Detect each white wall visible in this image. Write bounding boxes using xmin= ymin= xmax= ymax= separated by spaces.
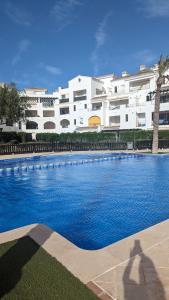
xmin=2 ymin=66 xmax=169 ymax=135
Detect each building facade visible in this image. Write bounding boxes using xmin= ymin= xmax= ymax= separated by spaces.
xmin=1 ymin=64 xmax=169 ymax=135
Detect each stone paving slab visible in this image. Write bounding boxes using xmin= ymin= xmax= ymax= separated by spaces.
xmin=0 ymin=220 xmax=169 ymax=299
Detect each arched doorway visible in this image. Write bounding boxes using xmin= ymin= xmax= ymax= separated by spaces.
xmin=60 ymin=119 xmax=70 ymax=128
xmin=88 ymin=116 xmax=101 ymax=127
xmin=44 ymin=122 xmax=56 ymax=129
xmin=26 ymin=121 xmax=38 ymax=130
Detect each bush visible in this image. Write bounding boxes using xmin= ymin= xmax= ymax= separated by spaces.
xmin=0 ymin=132 xmax=18 ymax=143
xmin=1 ymin=130 xmax=169 ymax=145
xmin=119 ymin=130 xmax=153 ymax=142
xmin=0 ymin=132 xmax=32 ymax=143
xmin=36 ymin=132 xmax=117 ymax=143
xmin=17 ymin=132 xmax=32 ymax=143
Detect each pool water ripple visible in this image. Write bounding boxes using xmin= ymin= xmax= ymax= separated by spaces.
xmin=0 ymin=153 xmax=169 ymax=250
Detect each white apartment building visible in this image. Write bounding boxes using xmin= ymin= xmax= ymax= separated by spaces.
xmin=1 ymin=64 xmax=169 ymax=135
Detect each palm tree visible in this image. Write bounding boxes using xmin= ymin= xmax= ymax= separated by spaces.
xmin=152 ymin=56 xmax=169 ymax=154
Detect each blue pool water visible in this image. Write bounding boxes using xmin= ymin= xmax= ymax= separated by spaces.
xmin=0 ymin=153 xmax=169 ymax=250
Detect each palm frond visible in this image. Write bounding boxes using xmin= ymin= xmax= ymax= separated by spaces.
xmin=158 ymin=55 xmax=169 ymax=76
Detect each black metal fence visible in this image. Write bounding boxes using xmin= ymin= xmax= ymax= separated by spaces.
xmin=0 ymin=142 xmax=127 ymax=155
xmin=135 ymin=140 xmax=169 ymax=150
xmin=0 ymin=140 xmax=169 ymax=155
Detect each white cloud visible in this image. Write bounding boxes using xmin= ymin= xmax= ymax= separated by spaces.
xmin=140 ymin=0 xmax=169 ymax=17
xmin=12 ymin=39 xmax=31 ymax=66
xmin=91 ymin=12 xmax=112 ymax=75
xmin=134 ymin=49 xmax=157 ymax=64
xmin=4 ymin=1 xmax=32 ymax=26
xmin=39 ymin=63 xmax=62 ymax=75
xmin=51 ymin=0 xmax=82 ymax=31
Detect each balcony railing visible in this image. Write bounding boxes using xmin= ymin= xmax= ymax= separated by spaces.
xmin=137 ymin=122 xmax=146 ymax=127
xmin=92 ymin=107 xmax=102 ymax=111
xmin=42 ymin=103 xmax=54 ymax=107
xmin=74 ymin=96 xmax=87 ymax=101
xmin=109 ymin=105 xmax=120 ymax=110
xmin=109 ymin=123 xmax=120 ymax=128
xmin=59 ymin=98 xmax=69 ymax=104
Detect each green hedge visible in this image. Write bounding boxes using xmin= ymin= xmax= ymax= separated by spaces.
xmin=36 ymin=132 xmax=117 ymax=143
xmin=1 ymin=130 xmax=169 ymax=144
xmin=36 ymin=130 xmax=169 ymax=143
xmin=119 ymin=130 xmax=169 ymax=141
xmin=0 ymin=132 xmax=32 ymax=144
xmin=119 ymin=130 xmax=153 ymax=142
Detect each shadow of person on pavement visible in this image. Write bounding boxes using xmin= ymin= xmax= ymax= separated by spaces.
xmin=0 ymin=224 xmax=52 ymax=298
xmin=123 ymin=240 xmax=166 ymax=300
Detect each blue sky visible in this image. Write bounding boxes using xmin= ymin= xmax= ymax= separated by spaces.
xmin=0 ymin=0 xmax=169 ymax=91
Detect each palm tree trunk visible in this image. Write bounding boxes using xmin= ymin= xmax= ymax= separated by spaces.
xmin=152 ymin=82 xmax=161 ymax=154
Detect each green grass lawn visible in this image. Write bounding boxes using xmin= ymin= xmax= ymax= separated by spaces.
xmin=0 ymin=237 xmax=99 ymax=300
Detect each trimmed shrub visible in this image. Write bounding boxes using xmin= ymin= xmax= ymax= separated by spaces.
xmin=36 ymin=132 xmax=117 ymax=143
xmin=17 ymin=132 xmax=32 ymax=143
xmin=0 ymin=132 xmax=18 ymax=143
xmin=0 ymin=132 xmax=32 ymax=143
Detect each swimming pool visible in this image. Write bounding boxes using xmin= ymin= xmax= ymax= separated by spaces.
xmin=0 ymin=153 xmax=169 ymax=250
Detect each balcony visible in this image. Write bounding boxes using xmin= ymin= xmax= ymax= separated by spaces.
xmin=109 ymin=116 xmax=120 ymax=129
xmin=137 ymin=122 xmax=146 ymax=127
xmin=109 ymin=105 xmax=120 ymax=110
xmin=74 ymin=96 xmax=87 ymax=101
xmin=107 ymin=92 xmax=129 ymax=101
xmin=92 ymin=103 xmax=102 ymax=111
xmin=59 ymin=98 xmax=69 ymax=104
xmin=104 ymin=125 xmax=120 ymax=130
xmin=40 ymin=98 xmax=55 ymax=107
xmin=25 ymin=110 xmax=39 ymax=118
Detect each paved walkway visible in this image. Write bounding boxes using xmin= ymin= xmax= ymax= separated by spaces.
xmin=0 ymin=220 xmax=169 ymax=299
xmin=0 ymin=149 xmax=169 ymax=161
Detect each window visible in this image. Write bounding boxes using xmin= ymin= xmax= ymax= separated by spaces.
xmin=74 ymin=105 xmax=76 ymax=111
xmin=19 ymin=121 xmax=22 ymax=130
xmin=44 ymin=122 xmax=56 ymax=129
xmin=24 ymin=97 xmax=38 ymax=105
xmin=129 ymin=80 xmax=150 ymax=92
xmin=152 ymin=111 xmax=169 ymax=125
xmin=60 ymin=119 xmax=70 ymax=128
xmin=125 ymin=114 xmax=128 ymax=122
xmin=160 ymin=93 xmax=169 ymax=103
xmin=74 ymin=119 xmax=76 ymax=125
xmin=96 ymin=89 xmax=102 ymax=95
xmin=26 ymin=121 xmax=38 ymax=130
xmin=80 ymin=118 xmax=83 ymax=124
xmin=43 ymin=110 xmax=55 ymax=117
xmin=84 ymin=104 xmax=87 ymax=109
xmin=92 ymin=103 xmax=102 ymax=110
xmin=60 ymin=107 xmax=69 ymax=115
xmin=114 ymin=86 xmax=117 ymax=93
xmin=137 ymin=113 xmax=146 ymax=127
xmin=73 ymin=89 xmax=87 ymax=101
xmin=25 ymin=110 xmax=38 ymax=117
xmin=59 ymin=94 xmax=69 ymax=103
xmin=40 ymin=98 xmax=55 ymax=107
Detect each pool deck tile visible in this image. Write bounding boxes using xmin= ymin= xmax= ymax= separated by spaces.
xmin=2 ymin=148 xmax=169 ymax=161
xmin=0 ymin=220 xmax=169 ymax=299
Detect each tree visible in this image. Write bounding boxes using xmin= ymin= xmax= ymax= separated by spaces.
xmin=152 ymin=56 xmax=169 ymax=154
xmin=0 ymin=85 xmax=27 ymax=128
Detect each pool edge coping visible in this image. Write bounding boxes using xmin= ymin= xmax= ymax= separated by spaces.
xmin=0 ymin=219 xmax=168 ymax=287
